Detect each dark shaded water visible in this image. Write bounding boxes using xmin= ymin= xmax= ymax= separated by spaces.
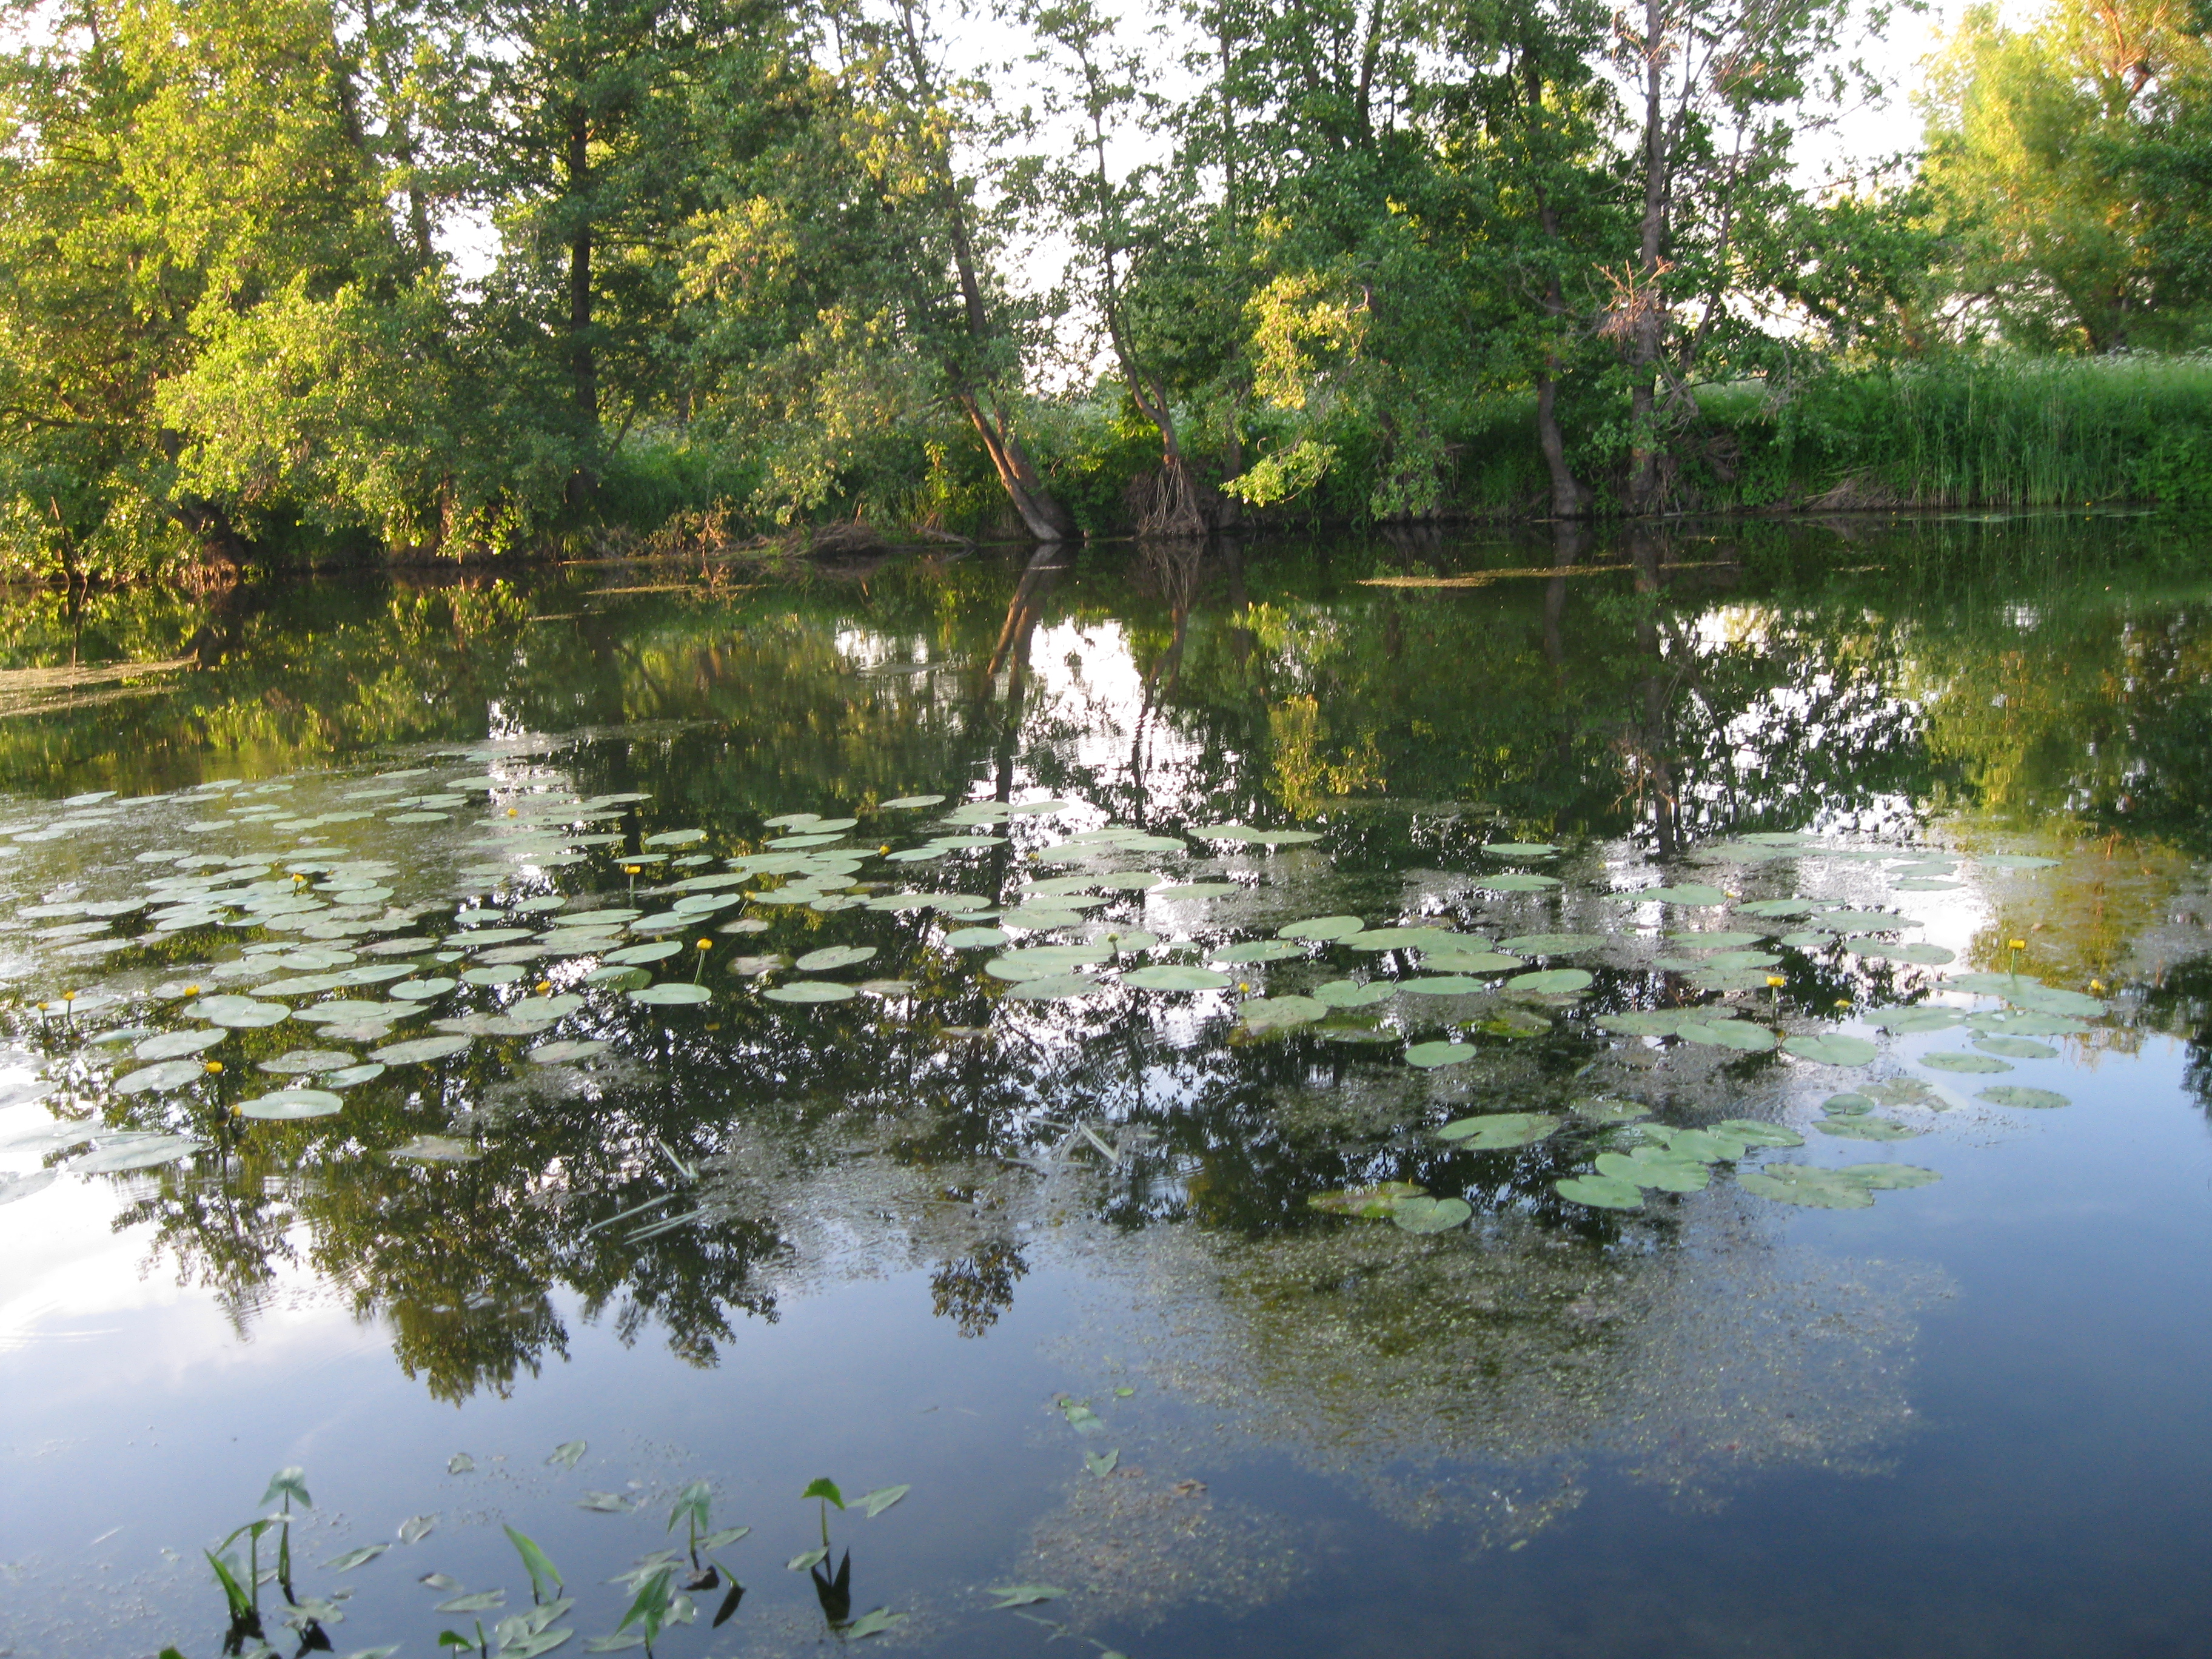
xmin=1 ymin=517 xmax=2209 ymax=1659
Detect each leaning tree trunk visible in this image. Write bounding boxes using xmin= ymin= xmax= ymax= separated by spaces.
xmin=959 ymin=394 xmax=1073 ymax=541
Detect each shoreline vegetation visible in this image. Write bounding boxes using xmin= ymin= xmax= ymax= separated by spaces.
xmin=2 ymin=0 xmax=2208 ymax=587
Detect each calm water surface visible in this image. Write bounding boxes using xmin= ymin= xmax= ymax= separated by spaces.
xmin=2 ymin=518 xmax=2210 ymax=1659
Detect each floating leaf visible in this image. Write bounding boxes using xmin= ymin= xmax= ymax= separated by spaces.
xmin=371 ymin=1035 xmax=472 ymax=1064
xmin=134 ymin=1028 xmax=226 ymax=1061
xmin=529 ymin=1041 xmax=609 ymax=1065
xmin=1057 ymin=1399 xmax=1105 ymax=1433
xmin=1815 ymin=1117 xmax=1923 ymax=1140
xmin=1084 ymin=1449 xmax=1119 ymax=1478
xmin=1438 ymin=1112 xmax=1559 ymax=1150
xmin=1312 ymin=979 xmax=1392 ymax=1007
xmin=1404 ymin=1041 xmax=1476 ymax=1069
xmin=1121 ymin=965 xmax=1230 ymax=991
xmin=1871 ymin=1008 xmax=1961 ymax=1033
xmin=763 ymin=982 xmax=857 ymax=1003
xmin=116 ymin=1059 xmax=207 ymax=1094
xmin=1736 ymin=898 xmax=1817 ymax=917
xmin=629 ymin=983 xmax=712 ymax=1007
xmin=1623 ymin=883 xmax=1729 ymax=906
xmin=1424 ymin=950 xmax=1524 ymax=973
xmin=389 ymin=977 xmax=458 ymax=1001
xmin=796 ymin=945 xmax=876 ymax=971
xmin=1217 ymin=940 xmax=1302 ymax=964
xmin=1737 ymin=1164 xmax=1875 ymax=1208
xmin=325 ymin=1544 xmax=389 ymax=1571
xmin=240 ymin=1088 xmax=344 ymax=1120
xmin=548 ymin=1440 xmax=588 ymax=1470
xmin=846 ymin=1609 xmax=905 ymax=1638
xmin=74 ymin=1135 xmax=204 ymax=1173
xmin=1483 ymin=842 xmax=1558 ymax=856
xmin=1967 ymin=1010 xmax=2086 ymax=1036
xmin=1782 ymin=1032 xmax=1879 ymax=1066
xmin=449 ymin=1453 xmax=475 ymax=1474
xmin=1504 ymin=968 xmax=1590 ymax=994
xmin=1921 ymin=1051 xmax=2011 ymax=1074
xmin=1392 ymin=1195 xmax=1473 ymax=1233
xmin=1555 ymin=1173 xmax=1642 ymax=1210
xmin=1498 ymin=933 xmax=1604 ymax=954
xmin=184 ymin=996 xmax=291 ymax=1028
xmin=1977 ymin=1085 xmax=2070 ymax=1109
xmin=857 ymin=1484 xmax=909 ymax=1518
xmin=390 ymin=1136 xmax=477 ymax=1162
xmin=1846 ymin=1163 xmax=1942 ymax=1189
xmin=987 ymin=1586 xmax=1065 ymax=1609
xmin=577 ymin=1493 xmax=631 ymax=1514
xmin=944 ymin=927 xmax=1010 ymax=950
xmin=0 ymin=1169 xmax=56 ymax=1205
xmin=1480 ymin=873 xmax=1561 ymax=891
xmin=1823 ymin=1092 xmax=1877 ymax=1115
xmin=1239 ymin=994 xmax=1325 ymax=1030
xmin=1572 ymin=1096 xmax=1651 ymax=1123
xmin=1674 ymin=1019 xmax=1778 ymax=1052
xmin=880 ymin=795 xmax=946 ymax=809
xmin=398 ymin=1515 xmax=437 ymax=1544
xmin=1595 ymin=1150 xmax=1708 ymax=1192
xmin=605 ymin=942 xmax=680 ymax=966
xmin=1711 ymin=1118 xmax=1803 ymax=1147
xmin=1972 ymin=1034 xmax=2059 ymax=1060
xmin=1597 ymin=1011 xmax=1684 ymax=1037
xmin=1005 ymin=973 xmax=1107 ymax=1001
xmin=1276 ymin=915 xmax=1363 ymax=940
xmin=1976 ymin=854 xmax=2059 ymax=870
xmin=436 ymin=1589 xmax=506 ymax=1613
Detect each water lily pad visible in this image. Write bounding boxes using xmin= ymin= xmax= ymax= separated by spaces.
xmin=1976 ymin=854 xmax=2059 ymax=870
xmin=1736 ymin=898 xmax=1817 ymax=917
xmin=1404 ymin=1041 xmax=1476 ymax=1069
xmin=796 ymin=945 xmax=876 ymax=972
xmin=324 ymin=1064 xmax=386 ymax=1087
xmin=1122 ymin=964 xmax=1232 ymax=991
xmin=116 ymin=1059 xmax=209 ymax=1093
xmin=1597 ymin=1011 xmax=1684 ymax=1037
xmin=1871 ymin=1007 xmax=1961 ymax=1033
xmin=1845 ymin=1163 xmax=1942 ymax=1188
xmin=1972 ymin=1034 xmax=2059 ymax=1059
xmin=0 ymin=1168 xmax=56 ymax=1205
xmin=1498 ymin=933 xmax=1604 ymax=955
xmin=1976 ymin=1085 xmax=2070 ymax=1109
xmin=643 ymin=829 xmax=708 ymax=847
xmin=629 ymin=982 xmax=712 ymax=1006
xmin=1484 ymin=842 xmax=1558 ymax=856
xmin=987 ymin=945 xmax=1113 ymax=980
xmin=1823 ymin=1091 xmax=1877 ymax=1114
xmin=257 ymin=1048 xmax=357 ymax=1076
xmin=529 ymin=1040 xmax=610 ymax=1064
xmin=1278 ymin=915 xmax=1364 ymax=940
xmin=1783 ymin=1032 xmax=1879 ymax=1066
xmin=1313 ymin=979 xmax=1392 ymax=1008
xmin=1555 ymin=1173 xmax=1642 ymax=1210
xmin=1675 ymin=1019 xmax=1779 ymax=1052
xmin=1505 ymin=968 xmax=1591 ymax=994
xmin=74 ymin=1134 xmax=204 ymax=1173
xmin=1238 ymin=994 xmax=1326 ymax=1030
xmin=1572 ymin=1096 xmax=1651 ymax=1122
xmin=881 ymin=795 xmax=947 ymax=809
xmin=134 ymin=1028 xmax=226 ymax=1061
xmin=1424 ymin=950 xmax=1524 ymax=973
xmin=1663 ymin=931 xmax=1768 ymax=950
xmin=1624 ymin=883 xmax=1731 ymax=905
xmin=764 ymin=981 xmax=858 ymax=1003
xmin=1480 ymin=873 xmax=1562 ymax=891
xmin=1152 ymin=882 xmax=1239 ymax=899
xmin=1711 ymin=1118 xmax=1804 ymax=1147
xmin=602 ymin=941 xmax=681 ymax=966
xmin=391 ymin=1136 xmax=478 ymax=1162
xmin=183 ymin=995 xmax=292 ymax=1028
xmin=1815 ymin=1116 xmax=1922 ymax=1140
xmin=1438 ymin=1111 xmax=1559 ymax=1149
xmin=389 ymin=977 xmax=458 ymax=1000
xmin=945 ymin=926 xmax=1010 ymax=950
xmin=1005 ymin=973 xmax=1108 ymax=1001
xmin=1596 ymin=1148 xmax=1710 ymax=1191
xmin=1400 ymin=974 xmax=1489 ymax=995
xmin=370 ymin=1035 xmax=473 ymax=1064
xmin=1392 ymin=1195 xmax=1473 ymax=1233
xmin=240 ymin=1088 xmax=344 ymax=1120
xmin=1737 ymin=1164 xmax=1875 ymax=1208
xmin=1922 ymin=1050 xmax=2011 ymax=1073
xmin=1218 ymin=940 xmax=1302 ymax=964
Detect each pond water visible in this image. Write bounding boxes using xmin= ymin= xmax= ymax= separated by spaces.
xmin=1 ymin=517 xmax=2210 ymax=1659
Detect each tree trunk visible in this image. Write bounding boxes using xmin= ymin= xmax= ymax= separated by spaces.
xmin=960 ymin=394 xmax=1073 ymax=541
xmin=1627 ymin=0 xmax=1668 ymax=515
xmin=566 ymin=109 xmax=595 ymax=427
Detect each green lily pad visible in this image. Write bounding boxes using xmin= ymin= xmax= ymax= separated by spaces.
xmin=1711 ymin=1118 xmax=1804 ymax=1147
xmin=390 ymin=1135 xmax=478 ymax=1162
xmin=369 ymin=1035 xmax=472 ymax=1064
xmin=629 ymin=982 xmax=712 ymax=1006
xmin=1737 ymin=1164 xmax=1875 ymax=1208
xmin=1871 ymin=1007 xmax=1961 ymax=1033
xmin=1483 ymin=842 xmax=1558 ymax=856
xmin=389 ymin=977 xmax=458 ymax=1000
xmin=1278 ymin=915 xmax=1364 ymax=940
xmin=1505 ymin=968 xmax=1590 ymax=994
xmin=1596 ymin=1148 xmax=1710 ymax=1191
xmin=1218 ymin=940 xmax=1302 ymax=964
xmin=133 ymin=1028 xmax=226 ymax=1060
xmin=1401 ymin=976 xmax=1490 ymax=995
xmin=1424 ymin=950 xmax=1524 ymax=973
xmin=1922 ymin=1050 xmax=2011 ymax=1073
xmin=987 ymin=945 xmax=1113 ymax=980
xmin=117 ymin=1059 xmax=207 ymax=1094
xmin=1736 ymin=898 xmax=1817 ymax=917
xmin=1783 ymin=1032 xmax=1879 ymax=1066
xmin=1675 ymin=1019 xmax=1778 ymax=1052
xmin=1624 ymin=883 xmax=1730 ymax=906
xmin=1555 ymin=1173 xmax=1643 ymax=1210
xmin=1240 ymin=994 xmax=1326 ymax=1030
xmin=1845 ymin=1162 xmax=1942 ymax=1188
xmin=1966 ymin=1010 xmax=2087 ymax=1036
xmin=1823 ymin=1091 xmax=1877 ymax=1115
xmin=765 ymin=981 xmax=858 ymax=1003
xmin=1005 ymin=973 xmax=1108 ymax=1000
xmin=1595 ymin=1011 xmax=1684 ymax=1037
xmin=1391 ymin=1195 xmax=1473 ymax=1233
xmin=257 ymin=1048 xmax=356 ymax=1076
xmin=797 ymin=945 xmax=876 ymax=972
xmin=1342 ymin=927 xmax=1461 ymax=953
xmin=324 ymin=1064 xmax=386 ymax=1087
xmin=605 ymin=941 xmax=682 ymax=965
xmin=1498 ymin=933 xmax=1604 ymax=955
xmin=183 ymin=996 xmax=291 ymax=1028
xmin=1573 ymin=1096 xmax=1652 ymax=1122
xmin=1815 ymin=1116 xmax=1923 ymax=1140
xmin=1976 ymin=1085 xmax=2070 ymax=1108
xmin=461 ymin=965 xmax=526 ymax=987
xmin=240 ymin=1088 xmax=344 ymax=1120
xmin=880 ymin=795 xmax=946 ymax=809
xmin=1122 ymin=965 xmax=1232 ymax=991
xmin=1404 ymin=1040 xmax=1477 ymax=1068
xmin=1438 ymin=1111 xmax=1560 ymax=1149
xmin=945 ymin=927 xmax=1010 ymax=949
xmin=1663 ymin=931 xmax=1768 ymax=950
xmin=74 ymin=1134 xmax=205 ymax=1173
xmin=529 ymin=1040 xmax=610 ymax=1064
xmin=1480 ymin=873 xmax=1562 ymax=892
xmin=1972 ymin=1034 xmax=2059 ymax=1059
xmin=1313 ymin=979 xmax=1392 ymax=1008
